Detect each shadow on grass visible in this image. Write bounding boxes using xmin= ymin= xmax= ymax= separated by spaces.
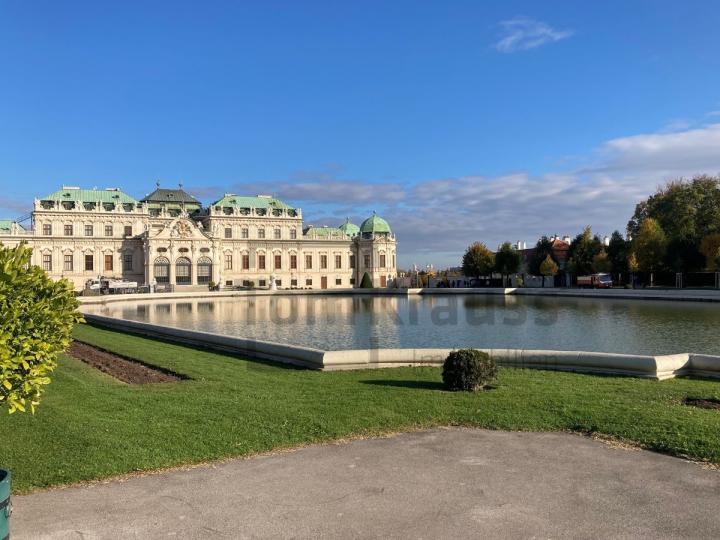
xmin=361 ymin=379 xmax=446 ymax=390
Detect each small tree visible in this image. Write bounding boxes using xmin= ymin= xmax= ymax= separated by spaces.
xmin=539 ymin=254 xmax=558 ymax=287
xmin=442 ymin=349 xmax=497 ymax=392
xmin=494 ymin=242 xmax=521 ymax=286
xmin=0 ymin=244 xmax=83 ymax=413
xmin=360 ymin=272 xmax=373 ymax=288
xmin=627 ymin=252 xmax=639 ymax=288
xmin=461 ymin=242 xmax=495 ymax=281
xmin=592 ymin=250 xmax=612 ymax=273
xmin=633 ymin=218 xmax=667 ymax=286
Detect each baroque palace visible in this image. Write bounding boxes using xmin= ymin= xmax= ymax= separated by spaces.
xmin=0 ymin=183 xmax=397 ymax=291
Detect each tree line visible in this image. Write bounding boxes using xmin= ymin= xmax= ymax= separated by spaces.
xmin=461 ymin=175 xmax=720 ymax=284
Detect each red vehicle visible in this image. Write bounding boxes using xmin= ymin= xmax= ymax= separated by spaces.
xmin=577 ymin=273 xmax=613 ymax=289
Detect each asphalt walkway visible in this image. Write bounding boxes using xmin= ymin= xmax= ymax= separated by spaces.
xmin=12 ymin=428 xmax=720 ymax=539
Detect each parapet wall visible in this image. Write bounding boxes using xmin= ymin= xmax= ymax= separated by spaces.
xmin=82 ymin=314 xmax=720 ymax=381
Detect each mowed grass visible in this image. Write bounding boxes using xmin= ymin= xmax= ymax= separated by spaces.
xmin=2 ymin=324 xmax=720 ymax=493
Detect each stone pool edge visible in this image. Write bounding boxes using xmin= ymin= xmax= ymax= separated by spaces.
xmin=81 ymin=313 xmax=720 ymax=381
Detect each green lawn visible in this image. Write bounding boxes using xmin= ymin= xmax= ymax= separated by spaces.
xmin=2 ymin=323 xmax=720 ymax=493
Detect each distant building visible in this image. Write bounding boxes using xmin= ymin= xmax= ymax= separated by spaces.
xmin=0 ymin=184 xmax=397 ymax=291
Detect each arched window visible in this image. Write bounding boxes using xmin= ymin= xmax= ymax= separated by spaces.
xmin=176 ymin=257 xmax=191 ymax=285
xmin=197 ymin=256 xmax=212 ymax=285
xmin=154 ymin=256 xmax=170 ymax=284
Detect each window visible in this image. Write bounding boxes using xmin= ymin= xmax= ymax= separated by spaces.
xmin=258 ymin=279 xmax=266 ymax=287
xmin=350 ymin=278 xmax=355 ymax=285
xmin=63 ymin=254 xmax=73 ymax=271
xmin=176 ymin=257 xmax=191 ymax=284
xmin=64 ymin=224 xmax=73 ymax=236
xmin=274 ymin=228 xmax=281 ymax=239
xmin=124 ymin=225 xmax=133 ymax=237
xmin=290 ymin=229 xmax=297 ymax=239
xmin=274 ymin=254 xmax=282 ymax=269
xmin=242 ymin=280 xmax=250 ymax=287
xmin=123 ymin=253 xmax=133 ymax=271
xmin=320 ymin=255 xmax=328 ymax=269
xmin=305 ymin=278 xmax=313 ymax=286
xmin=85 ymin=254 xmax=94 ymax=271
xmin=104 ymin=254 xmax=113 ymax=272
xmin=336 ymin=278 xmax=342 ymax=286
xmin=224 ymin=253 xmax=233 ymax=270
xmin=290 ymin=254 xmax=297 ymax=269
xmin=258 ymin=228 xmax=265 ymax=239
xmin=197 ymin=257 xmax=212 ymax=285
xmin=350 ymin=255 xmax=355 ymax=268
xmin=42 ymin=254 xmax=52 ymax=271
xmin=224 ymin=227 xmax=232 ymax=239
xmin=335 ymin=255 xmax=342 ymax=269
xmin=154 ymin=256 xmax=170 ymax=283
xmin=380 ymin=254 xmax=386 ymax=268
xmin=84 ymin=224 xmax=93 ymax=236
xmin=275 ymin=279 xmax=282 ymax=287
xmin=241 ymin=228 xmax=249 ymax=239
xmin=225 ymin=280 xmax=233 ymax=286
xmin=258 ymin=254 xmax=266 ymax=270
xmin=291 ymin=279 xmax=298 ymax=287
xmin=42 ymin=223 xmax=52 ymax=236
xmin=242 ymin=254 xmax=250 ymax=270
xmin=305 ymin=254 xmax=312 ymax=269
xmin=364 ymin=254 xmax=371 ymax=268
xmin=105 ymin=225 xmax=113 ymax=237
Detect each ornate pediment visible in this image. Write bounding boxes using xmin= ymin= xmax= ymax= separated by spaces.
xmin=150 ymin=218 xmax=210 ymax=241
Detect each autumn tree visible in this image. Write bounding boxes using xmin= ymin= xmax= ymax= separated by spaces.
xmin=632 ymin=218 xmax=667 ymax=286
xmin=539 ymin=255 xmax=558 ymax=287
xmin=461 ymin=242 xmax=495 ymax=280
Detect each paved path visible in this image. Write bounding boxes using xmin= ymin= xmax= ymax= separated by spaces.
xmin=12 ymin=429 xmax=720 ymax=539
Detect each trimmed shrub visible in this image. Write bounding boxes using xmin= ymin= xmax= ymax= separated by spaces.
xmin=0 ymin=243 xmax=83 ymax=413
xmin=359 ymin=272 xmax=373 ymax=288
xmin=442 ymin=349 xmax=497 ymax=392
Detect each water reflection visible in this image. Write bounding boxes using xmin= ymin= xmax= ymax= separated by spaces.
xmin=83 ymin=295 xmax=720 ymax=355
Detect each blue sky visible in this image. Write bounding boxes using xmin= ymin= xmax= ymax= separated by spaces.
xmin=2 ymin=1 xmax=720 ymax=267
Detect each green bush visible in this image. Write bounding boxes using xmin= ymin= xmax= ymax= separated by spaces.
xmin=442 ymin=349 xmax=497 ymax=392
xmin=0 ymin=243 xmax=83 ymax=413
xmin=359 ymin=272 xmax=373 ymax=288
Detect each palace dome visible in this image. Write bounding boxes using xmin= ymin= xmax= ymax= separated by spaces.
xmin=339 ymin=218 xmax=360 ymax=237
xmin=359 ymin=212 xmax=391 ymax=234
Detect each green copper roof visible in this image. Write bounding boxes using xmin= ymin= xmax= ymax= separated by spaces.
xmin=359 ymin=212 xmax=391 ymax=234
xmin=41 ymin=187 xmax=138 ymax=204
xmin=338 ymin=218 xmax=360 ymax=237
xmin=211 ymin=194 xmax=295 ymax=210
xmin=141 ymin=186 xmax=202 ymax=206
xmin=0 ymin=220 xmax=24 ymax=233
xmin=304 ymin=225 xmax=344 ymax=238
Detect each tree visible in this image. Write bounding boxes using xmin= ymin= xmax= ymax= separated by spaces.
xmin=592 ymin=250 xmax=612 ymax=273
xmin=359 ymin=272 xmax=373 ymax=288
xmin=461 ymin=242 xmax=495 ymax=279
xmin=606 ymin=231 xmax=630 ymax=275
xmin=0 ymin=243 xmax=83 ymax=413
xmin=627 ymin=176 xmax=720 ymax=271
xmin=568 ymin=226 xmax=602 ymax=275
xmin=494 ymin=242 xmax=521 ymax=286
xmin=529 ymin=237 xmax=554 ymax=275
xmin=539 ymin=255 xmax=558 ymax=287
xmin=700 ymin=233 xmax=720 ymax=271
xmin=632 ymin=218 xmax=667 ymax=286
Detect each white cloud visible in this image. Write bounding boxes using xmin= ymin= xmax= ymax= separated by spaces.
xmin=494 ymin=17 xmax=573 ymax=53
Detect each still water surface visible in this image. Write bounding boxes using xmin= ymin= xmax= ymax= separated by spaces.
xmin=83 ymin=294 xmax=720 ymax=355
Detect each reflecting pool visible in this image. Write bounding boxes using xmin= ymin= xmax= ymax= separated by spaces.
xmin=82 ymin=294 xmax=720 ymax=355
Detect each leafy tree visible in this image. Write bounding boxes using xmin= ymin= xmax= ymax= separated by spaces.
xmin=461 ymin=242 xmax=495 ymax=279
xmin=606 ymin=231 xmax=630 ymax=274
xmin=529 ymin=236 xmax=554 ymax=275
xmin=0 ymin=243 xmax=83 ymax=413
xmin=568 ymin=226 xmax=602 ymax=275
xmin=715 ymin=249 xmax=720 ymax=272
xmin=632 ymin=218 xmax=667 ymax=286
xmin=592 ymin=250 xmax=612 ymax=273
xmin=700 ymin=233 xmax=720 ymax=271
xmin=359 ymin=272 xmax=373 ymax=288
xmin=494 ymin=242 xmax=521 ymax=286
xmin=539 ymin=255 xmax=558 ymax=287
xmin=628 ymin=176 xmax=720 ymax=271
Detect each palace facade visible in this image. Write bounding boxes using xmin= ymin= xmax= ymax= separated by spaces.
xmin=0 ymin=184 xmax=397 ymax=291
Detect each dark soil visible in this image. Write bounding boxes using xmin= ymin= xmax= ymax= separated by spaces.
xmin=68 ymin=341 xmax=186 ymax=384
xmin=683 ymin=397 xmax=720 ymax=410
